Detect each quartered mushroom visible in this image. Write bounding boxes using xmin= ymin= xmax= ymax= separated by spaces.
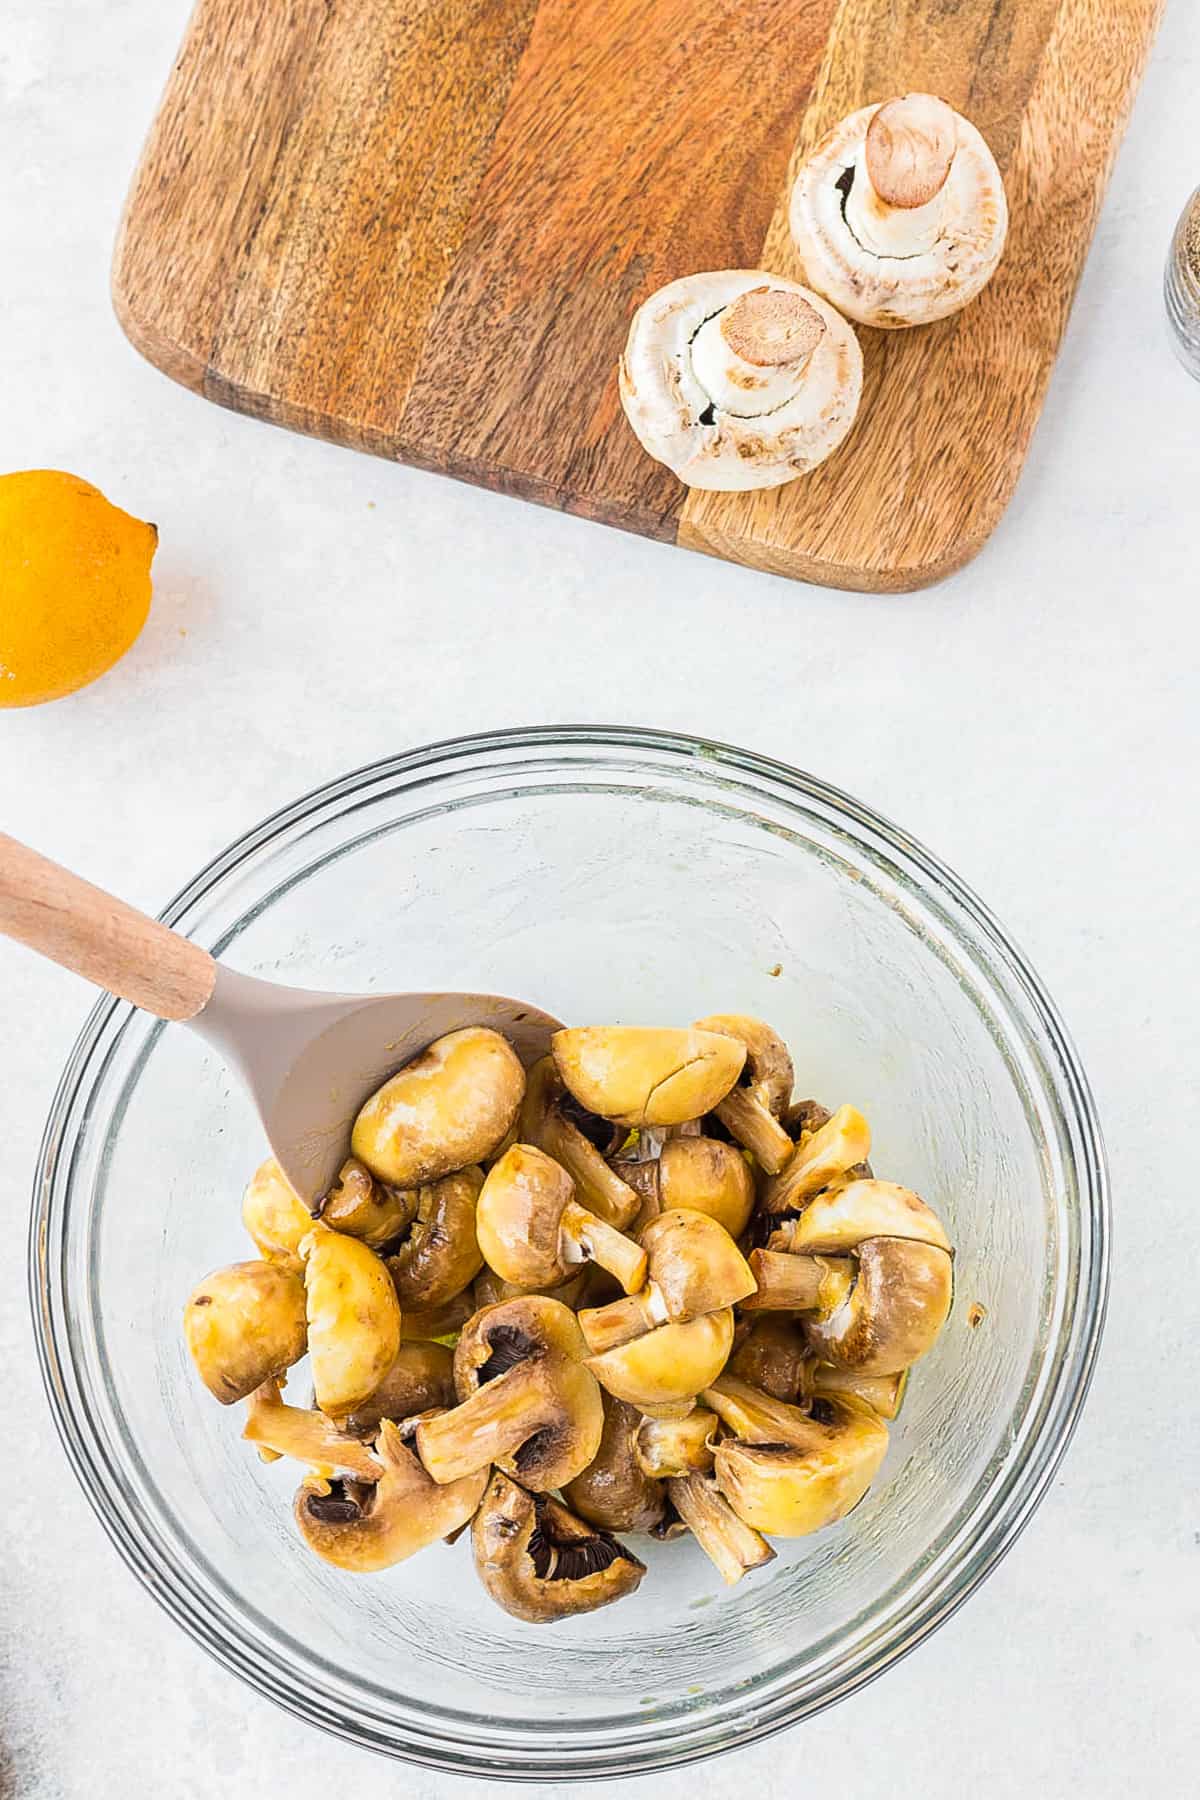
xmin=563 ymin=1393 xmax=669 ymax=1534
xmin=789 ymin=93 xmax=1008 ymax=328
xmin=415 ymin=1295 xmax=603 ymax=1491
xmin=295 ymin=1417 xmax=487 ymax=1573
xmin=300 ymin=1223 xmax=402 ymax=1417
xmin=578 ymin=1209 xmax=755 ymax=1352
xmin=552 ymin=1025 xmax=747 ymax=1129
xmin=399 ymin=1290 xmax=474 ymax=1343
xmin=320 ymin=1156 xmax=416 ymax=1248
xmin=183 ymin=1259 xmax=308 ymax=1404
xmin=619 ymin=272 xmax=863 ymax=490
xmin=704 ymin=1374 xmax=889 ymax=1536
xmin=623 ymin=1135 xmax=757 ymax=1239
xmin=342 ymin=1339 xmax=456 ymax=1438
xmin=693 ymin=1014 xmax=796 ymax=1173
xmin=728 ymin=1314 xmax=812 ymax=1403
xmin=384 ymin=1165 xmax=485 ymax=1308
xmin=351 ymin=1026 xmax=525 ymax=1187
xmin=761 ymin=1102 xmax=872 ymax=1214
xmin=522 ymin=1055 xmax=642 ymax=1229
xmin=584 ymin=1308 xmax=734 ymax=1414
xmin=242 ymin=1379 xmax=381 ymax=1480
xmin=241 ymin=1157 xmax=317 ymax=1268
xmin=472 ymin=1470 xmax=646 ymax=1623
xmin=475 ymin=1143 xmax=648 ymax=1295
xmin=667 ymin=1470 xmax=775 ymax=1586
xmin=633 ymin=1408 xmax=718 ymax=1480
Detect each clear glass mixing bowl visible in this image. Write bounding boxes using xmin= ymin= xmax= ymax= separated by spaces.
xmin=30 ymin=727 xmax=1107 ymax=1780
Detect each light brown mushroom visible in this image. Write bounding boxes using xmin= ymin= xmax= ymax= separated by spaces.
xmin=399 ymin=1291 xmax=474 ymax=1343
xmin=183 ymin=1260 xmax=307 ymax=1404
xmin=552 ymin=1026 xmax=746 ymax=1128
xmin=384 ymin=1165 xmax=485 ymax=1308
xmin=585 ymin=1309 xmax=734 ymax=1412
xmin=740 ymin=1247 xmax=856 ymax=1314
xmin=655 ymin=1137 xmax=756 ymax=1238
xmin=811 ymin=1362 xmax=908 ymax=1421
xmin=472 ymin=1470 xmax=646 ymax=1623
xmin=578 ymin=1210 xmax=755 ymax=1352
xmin=705 ymin=1376 xmax=889 ymax=1537
xmin=522 ymin=1055 xmax=642 ymax=1229
xmin=342 ymin=1340 xmax=455 ymax=1438
xmin=633 ymin=1409 xmax=717 ymax=1480
xmin=351 ymin=1026 xmax=525 ymax=1187
xmin=295 ymin=1417 xmax=487 ymax=1573
xmin=242 ymin=1379 xmax=380 ymax=1480
xmin=563 ymin=1393 xmax=668 ymax=1534
xmin=415 ymin=1295 xmax=603 ymax=1491
xmin=472 ymin=1263 xmax=591 ymax=1312
xmin=475 ymin=1144 xmax=648 ymax=1295
xmin=728 ymin=1315 xmax=812 ymax=1403
xmin=319 ymin=1156 xmax=416 ymax=1248
xmin=300 ymin=1223 xmax=402 ymax=1417
xmin=789 ymin=94 xmax=1008 ymax=328
xmin=693 ymin=1014 xmax=795 ymax=1173
xmin=241 ymin=1158 xmax=316 ymax=1268
xmin=761 ymin=1104 xmax=872 ymax=1214
xmin=667 ymin=1471 xmax=775 ymax=1586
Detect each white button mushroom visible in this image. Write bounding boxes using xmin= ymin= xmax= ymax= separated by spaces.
xmin=618 ymin=271 xmax=863 ymax=490
xmin=789 ymin=93 xmax=1008 ymax=329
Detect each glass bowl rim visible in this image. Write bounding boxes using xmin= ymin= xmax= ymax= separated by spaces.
xmin=28 ymin=724 xmax=1109 ymax=1780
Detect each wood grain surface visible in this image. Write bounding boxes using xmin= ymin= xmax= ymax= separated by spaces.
xmin=113 ymin=0 xmax=1164 ymax=590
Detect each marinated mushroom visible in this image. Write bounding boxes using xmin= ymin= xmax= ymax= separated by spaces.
xmin=184 ymin=1260 xmax=307 ymax=1404
xmin=585 ymin=1309 xmax=734 ymax=1412
xmin=300 ymin=1223 xmax=402 ymax=1417
xmin=578 ymin=1210 xmax=754 ymax=1352
xmin=385 ymin=1165 xmax=485 ymax=1308
xmin=473 ymin=1263 xmax=591 ymax=1312
xmin=399 ymin=1291 xmax=474 ymax=1342
xmin=654 ymin=1137 xmax=756 ymax=1238
xmin=241 ymin=1157 xmax=316 ymax=1267
xmin=475 ymin=1144 xmax=648 ymax=1295
xmin=296 ymin=1417 xmax=487 ymax=1573
xmin=728 ymin=1315 xmax=812 ymax=1403
xmin=812 ymin=1362 xmax=908 ymax=1421
xmin=351 ymin=1026 xmax=525 ymax=1187
xmin=761 ymin=1103 xmax=872 ymax=1214
xmin=667 ymin=1471 xmax=775 ymax=1586
xmin=415 ymin=1296 xmax=604 ymax=1491
xmin=520 ymin=1055 xmax=642 ymax=1229
xmin=705 ymin=1376 xmax=889 ymax=1536
xmin=789 ymin=93 xmax=1008 ymax=329
xmin=619 ymin=273 xmax=863 ymax=490
xmin=552 ymin=1026 xmax=746 ymax=1128
xmin=243 ymin=1379 xmax=381 ymax=1480
xmin=693 ymin=1014 xmax=795 ymax=1173
xmin=472 ymin=1470 xmax=646 ymax=1623
xmin=342 ymin=1339 xmax=455 ymax=1438
xmin=741 ymin=1247 xmax=856 ymax=1313
xmin=563 ymin=1393 xmax=668 ymax=1534
xmin=633 ymin=1408 xmax=717 ymax=1480
xmin=320 ymin=1156 xmax=416 ymax=1247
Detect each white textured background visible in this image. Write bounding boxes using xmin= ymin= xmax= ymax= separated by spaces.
xmin=2 ymin=2 xmax=1199 ymax=1795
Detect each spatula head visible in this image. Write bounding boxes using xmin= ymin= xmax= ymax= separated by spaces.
xmin=191 ymin=967 xmax=562 ymax=1207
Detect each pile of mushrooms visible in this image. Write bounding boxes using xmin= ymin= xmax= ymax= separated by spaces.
xmin=619 ymin=92 xmax=1007 ymax=489
xmin=184 ymin=1016 xmax=955 ymax=1624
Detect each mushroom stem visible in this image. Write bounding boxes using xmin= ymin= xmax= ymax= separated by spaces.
xmin=542 ymin=1110 xmax=642 ymax=1229
xmin=242 ymin=1382 xmax=381 ymax=1482
xmin=415 ymin=1361 xmax=557 ymax=1485
xmin=741 ymin=1249 xmax=855 ymax=1313
xmin=864 ymin=93 xmax=957 ymax=209
xmin=634 ymin=1409 xmax=717 ymax=1479
xmin=702 ymin=1372 xmax=825 ymax=1447
xmin=560 ymin=1200 xmax=647 ymax=1294
xmin=667 ymin=1472 xmax=775 ymax=1586
xmin=578 ymin=1289 xmax=661 ymax=1355
xmin=712 ymin=1089 xmax=793 ymax=1173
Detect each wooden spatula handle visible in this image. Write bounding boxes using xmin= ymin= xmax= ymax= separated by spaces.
xmin=0 ymin=832 xmax=215 ymax=1021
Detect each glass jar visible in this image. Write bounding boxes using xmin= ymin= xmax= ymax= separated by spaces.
xmin=1164 ymin=185 xmax=1200 ymax=380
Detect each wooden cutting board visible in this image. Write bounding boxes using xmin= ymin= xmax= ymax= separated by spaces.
xmin=113 ymin=0 xmax=1163 ymax=591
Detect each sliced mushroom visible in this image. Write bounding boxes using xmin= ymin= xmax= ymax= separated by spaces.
xmin=563 ymin=1393 xmax=668 ymax=1533
xmin=585 ymin=1309 xmax=734 ymax=1411
xmin=705 ymin=1377 xmax=889 ymax=1537
xmin=620 ymin=273 xmax=863 ymax=491
xmin=320 ymin=1156 xmax=416 ymax=1248
xmin=476 ymin=1144 xmax=647 ymax=1294
xmin=812 ymin=1362 xmax=908 ymax=1421
xmin=552 ymin=1026 xmax=746 ymax=1128
xmin=300 ymin=1223 xmax=402 ymax=1417
xmin=667 ymin=1471 xmax=775 ymax=1586
xmin=296 ymin=1417 xmax=487 ymax=1573
xmin=654 ymin=1137 xmax=756 ymax=1238
xmin=183 ymin=1260 xmax=307 ymax=1404
xmin=384 ymin=1165 xmax=485 ymax=1308
xmin=728 ymin=1315 xmax=812 ymax=1403
xmin=415 ymin=1295 xmax=603 ymax=1491
xmin=243 ymin=1380 xmax=380 ymax=1480
xmin=693 ymin=1015 xmax=795 ymax=1173
xmin=634 ymin=1409 xmax=717 ymax=1480
xmin=789 ymin=93 xmax=1008 ymax=328
xmin=241 ymin=1157 xmax=316 ymax=1268
xmin=351 ymin=1026 xmax=525 ymax=1187
xmin=342 ymin=1340 xmax=455 ymax=1438
xmin=579 ymin=1210 xmax=754 ymax=1352
xmin=472 ymin=1470 xmax=646 ymax=1623
xmin=761 ymin=1103 xmax=872 ymax=1214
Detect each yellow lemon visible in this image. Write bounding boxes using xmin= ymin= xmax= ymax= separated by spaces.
xmin=0 ymin=470 xmax=157 ymax=707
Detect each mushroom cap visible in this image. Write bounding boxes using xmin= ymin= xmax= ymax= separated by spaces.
xmin=300 ymin=1223 xmax=402 ymax=1418
xmin=472 ymin=1471 xmax=646 ymax=1623
xmin=639 ymin=1208 xmax=757 ymax=1319
xmin=619 ymin=272 xmax=863 ymax=490
xmin=804 ymin=1236 xmax=954 ymax=1374
xmin=728 ymin=1315 xmax=812 ymax=1403
xmin=787 ymin=1178 xmax=951 ymax=1254
xmin=386 ymin=1164 xmax=485 ymax=1306
xmin=295 ymin=1418 xmax=487 ymax=1573
xmin=789 ymin=97 xmax=1008 ymax=328
xmin=351 ymin=1027 xmax=525 ymax=1187
xmin=320 ymin=1156 xmax=416 ymax=1248
xmin=552 ymin=1026 xmax=746 ymax=1128
xmin=692 ymin=1015 xmax=794 ymax=1116
xmin=563 ymin=1394 xmax=668 ymax=1534
xmin=342 ymin=1339 xmax=456 ymax=1438
xmin=657 ymin=1137 xmax=756 ymax=1238
xmin=475 ymin=1143 xmax=575 ymax=1288
xmin=714 ymin=1393 xmax=888 ymax=1536
xmin=586 ymin=1308 xmax=734 ymax=1409
xmin=241 ymin=1158 xmax=316 ymax=1267
xmin=183 ymin=1260 xmax=307 ymax=1404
